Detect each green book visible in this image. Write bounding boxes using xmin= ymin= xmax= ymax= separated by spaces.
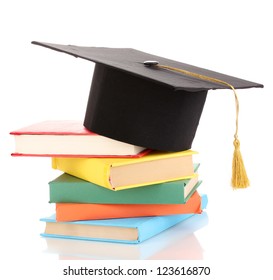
xmin=49 ymin=164 xmax=201 ymax=205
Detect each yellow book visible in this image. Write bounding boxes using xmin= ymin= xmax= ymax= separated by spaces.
xmin=52 ymin=150 xmax=197 ymax=191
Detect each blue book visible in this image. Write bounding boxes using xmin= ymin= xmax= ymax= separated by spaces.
xmin=44 ymin=212 xmax=208 ymax=260
xmin=40 ymin=194 xmax=208 ymax=244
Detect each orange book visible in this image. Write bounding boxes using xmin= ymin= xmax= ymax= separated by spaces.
xmin=56 ymin=191 xmax=203 ymax=222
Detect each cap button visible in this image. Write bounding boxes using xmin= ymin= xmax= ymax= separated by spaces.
xmin=143 ymin=61 xmax=159 ymax=67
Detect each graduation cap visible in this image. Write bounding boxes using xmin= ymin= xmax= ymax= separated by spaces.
xmin=31 ymin=41 xmax=263 ymax=188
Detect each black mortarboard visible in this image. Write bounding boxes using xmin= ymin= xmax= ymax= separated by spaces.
xmin=31 ymin=41 xmax=263 ymax=151
xmin=32 ymin=41 xmax=263 ymax=188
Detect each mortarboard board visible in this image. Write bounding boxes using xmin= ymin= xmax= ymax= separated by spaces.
xmin=31 ymin=41 xmax=263 ymax=188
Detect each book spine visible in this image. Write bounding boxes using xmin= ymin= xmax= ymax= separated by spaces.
xmin=51 ymin=158 xmax=113 ymax=189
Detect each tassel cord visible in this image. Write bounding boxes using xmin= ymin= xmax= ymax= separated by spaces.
xmin=158 ymin=64 xmax=240 ymax=141
xmin=156 ymin=64 xmax=249 ymax=189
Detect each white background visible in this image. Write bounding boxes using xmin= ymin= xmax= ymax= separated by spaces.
xmin=1 ymin=0 xmax=272 ymax=279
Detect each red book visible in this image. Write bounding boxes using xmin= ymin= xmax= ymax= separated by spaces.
xmin=10 ymin=120 xmax=150 ymax=158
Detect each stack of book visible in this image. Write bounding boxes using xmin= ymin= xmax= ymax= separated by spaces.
xmin=10 ymin=120 xmax=207 ymax=244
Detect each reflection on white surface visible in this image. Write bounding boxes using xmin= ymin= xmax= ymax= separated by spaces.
xmin=43 ymin=212 xmax=208 ymax=260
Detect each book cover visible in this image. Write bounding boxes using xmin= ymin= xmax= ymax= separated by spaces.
xmin=52 ymin=150 xmax=197 ymax=190
xmin=49 ymin=164 xmax=200 ymax=204
xmin=55 ymin=191 xmax=203 ymax=221
xmin=40 ymin=194 xmax=208 ymax=244
xmin=10 ymin=120 xmax=149 ymax=158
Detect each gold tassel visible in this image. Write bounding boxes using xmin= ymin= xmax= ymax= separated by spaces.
xmin=144 ymin=61 xmax=250 ymax=189
xmin=232 ymin=139 xmax=250 ymax=189
xmin=230 ymin=86 xmax=250 ymax=189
